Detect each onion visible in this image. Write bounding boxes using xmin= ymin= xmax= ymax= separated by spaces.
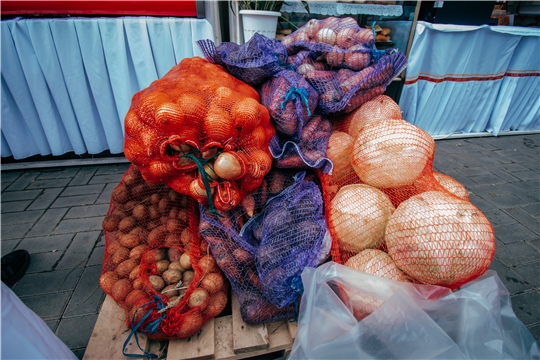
xmin=329 ymin=184 xmax=395 ymax=254
xmin=433 ymin=172 xmax=469 ymax=200
xmin=385 ymin=191 xmax=496 ymax=288
xmin=317 ymin=28 xmax=337 ymax=45
xmin=336 ymin=28 xmax=358 ymax=49
xmin=347 ymin=95 xmax=402 ymax=139
xmin=345 ymin=249 xmax=409 ymax=282
xmin=296 ymin=63 xmax=315 ymax=75
xmin=351 ymin=119 xmax=435 ymax=189
xmin=213 ymin=152 xmax=246 ymax=181
xmin=326 ymin=50 xmax=344 ymax=68
xmin=304 ymin=19 xmax=320 ymax=39
xmin=326 ymin=131 xmax=354 ymax=181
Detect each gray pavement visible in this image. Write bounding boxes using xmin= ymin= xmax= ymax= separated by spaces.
xmin=1 ymin=133 xmax=539 ymax=358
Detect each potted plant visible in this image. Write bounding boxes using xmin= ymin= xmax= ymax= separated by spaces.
xmin=232 ymin=1 xmax=309 ymax=42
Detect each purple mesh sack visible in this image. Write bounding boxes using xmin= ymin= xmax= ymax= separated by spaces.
xmin=199 ymin=169 xmax=299 ymax=323
xmin=270 ymin=115 xmax=333 ymax=173
xmin=197 ymin=34 xmax=288 ymax=87
xmin=250 ymin=171 xmax=329 ymax=308
xmin=305 ymin=50 xmax=408 ymax=114
xmin=260 ymin=69 xmax=318 ymax=138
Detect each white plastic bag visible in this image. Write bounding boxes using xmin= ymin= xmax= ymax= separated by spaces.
xmin=289 ymin=262 xmax=540 ymax=359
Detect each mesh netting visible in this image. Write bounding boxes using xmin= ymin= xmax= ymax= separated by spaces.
xmin=260 ymin=69 xmax=318 ymax=138
xmin=99 ymin=165 xmax=228 ymax=340
xmin=199 ymin=169 xmax=297 ymax=323
xmin=281 ymin=17 xmax=376 ymax=71
xmin=123 ymin=57 xmax=275 ymax=214
xmin=304 ymin=51 xmax=407 ymax=114
xmin=269 ymin=115 xmax=333 ymax=173
xmin=319 ymin=97 xmax=495 ymax=290
xmin=197 ymin=34 xmax=288 ymax=87
xmin=250 ymin=171 xmax=328 ymax=308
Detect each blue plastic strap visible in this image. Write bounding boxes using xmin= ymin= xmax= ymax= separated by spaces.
xmin=370 ymin=21 xmax=386 ymax=63
xmin=280 ymin=87 xmax=312 ymax=116
xmin=122 ymin=296 xmax=167 ymax=358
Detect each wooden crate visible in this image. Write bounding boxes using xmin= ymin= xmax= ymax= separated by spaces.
xmin=84 ymin=293 xmax=298 ymax=360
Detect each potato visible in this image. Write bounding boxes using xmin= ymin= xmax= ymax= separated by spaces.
xmin=129 ymin=244 xmax=147 ymax=261
xmin=177 ymin=209 xmax=188 ymax=224
xmin=102 ymin=215 xmax=121 ymax=232
xmin=148 ymin=226 xmax=167 ymax=244
xmin=123 ymin=171 xmax=141 ymax=187
xmin=129 ymin=265 xmax=140 ymax=281
xmin=156 ymin=260 xmax=170 ymax=274
xmin=166 ymin=219 xmax=184 ymax=234
xmin=124 ymin=201 xmax=138 ymax=212
xmin=164 ymin=234 xmax=182 ymax=247
xmin=129 ymin=227 xmax=149 ymax=243
xmin=180 ymin=228 xmax=192 ymax=247
xmin=158 ymin=198 xmax=170 ymax=214
xmin=148 ymin=205 xmax=160 ymax=219
xmin=169 ymin=208 xmax=179 ymax=219
xmin=116 ymin=259 xmax=138 ymax=278
xmin=160 ymin=216 xmax=169 ymax=226
xmin=176 ymin=312 xmax=203 ymax=338
xmin=99 ymin=271 xmax=119 ymax=293
xmin=118 ymin=216 xmax=136 ymax=233
xmin=146 ymin=221 xmax=160 ymax=231
xmin=111 ymin=279 xmax=132 ymax=302
xmin=133 ymin=277 xmax=144 ymax=290
xmin=106 ymin=240 xmax=123 ymax=256
xmin=119 ymin=233 xmax=141 ymax=249
xmin=205 ymin=291 xmax=228 ymax=318
xmin=198 ymin=255 xmax=216 ymax=275
xmin=180 ymin=253 xmax=192 ymax=270
xmin=182 ymin=271 xmax=195 ymax=285
xmin=168 ymin=189 xmax=180 ymax=202
xmin=169 ymin=261 xmax=187 ymax=273
xmin=162 ymin=284 xmax=180 ymax=298
xmin=154 ymin=249 xmax=167 ymax=262
xmin=188 ymin=288 xmax=209 ymax=310
xmin=201 ymin=273 xmax=224 ymax=294
xmin=168 ymin=296 xmax=179 ymax=303
xmin=129 ymin=297 xmax=149 ymax=325
xmin=149 ymin=275 xmax=165 ymax=292
xmin=162 ymin=269 xmax=182 ymax=285
xmin=130 ymin=183 xmax=148 ymax=199
xmin=150 ymin=193 xmax=161 ymax=205
xmin=111 ymin=247 xmax=129 ymax=265
xmin=132 ymin=204 xmax=147 ymax=219
xmin=125 ymin=289 xmax=146 ymax=309
xmin=168 ymin=248 xmax=183 ymax=262
xmin=112 ymin=184 xmax=130 ymax=204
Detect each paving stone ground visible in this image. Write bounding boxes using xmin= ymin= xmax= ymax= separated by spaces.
xmin=1 ymin=134 xmax=539 ymax=357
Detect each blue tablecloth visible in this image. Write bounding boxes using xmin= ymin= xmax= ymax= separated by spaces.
xmin=1 ymin=17 xmax=214 ymax=159
xmin=399 ymin=22 xmax=540 ymax=137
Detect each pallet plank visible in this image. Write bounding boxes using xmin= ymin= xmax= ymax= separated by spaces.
xmin=167 ymin=318 xmax=215 ymax=360
xmin=84 ymin=295 xmax=150 ymax=359
xmin=231 ymin=293 xmax=269 ymax=355
xmin=214 ymin=316 xmax=236 ymax=360
xmin=287 ymin=321 xmax=298 ymax=340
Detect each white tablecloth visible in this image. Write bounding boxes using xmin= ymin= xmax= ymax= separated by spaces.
xmin=1 ymin=17 xmax=213 ymax=159
xmin=399 ymin=22 xmax=540 ymax=137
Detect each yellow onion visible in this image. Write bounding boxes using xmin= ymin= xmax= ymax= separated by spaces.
xmin=326 ymin=131 xmax=354 ymax=181
xmin=345 ymin=249 xmax=409 ymax=282
xmin=213 ymin=152 xmax=246 ymax=181
xmin=433 ymin=172 xmax=469 ymax=200
xmin=385 ymin=191 xmax=496 ymax=288
xmin=329 ymin=184 xmax=395 ymax=254
xmin=351 ymin=119 xmax=435 ymax=188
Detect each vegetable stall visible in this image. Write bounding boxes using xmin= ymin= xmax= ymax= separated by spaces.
xmin=93 ymin=16 xmax=537 ymax=359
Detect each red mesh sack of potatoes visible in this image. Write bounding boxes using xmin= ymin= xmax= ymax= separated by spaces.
xmin=123 ymin=57 xmax=275 ymax=215
xmin=99 ymin=165 xmax=228 ymax=341
xmin=318 ymin=96 xmax=495 ymax=290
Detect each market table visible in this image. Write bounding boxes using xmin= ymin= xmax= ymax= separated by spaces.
xmin=399 ymin=22 xmax=540 ymax=138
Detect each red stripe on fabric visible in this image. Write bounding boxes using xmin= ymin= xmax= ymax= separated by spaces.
xmin=404 ymin=72 xmax=540 ymax=85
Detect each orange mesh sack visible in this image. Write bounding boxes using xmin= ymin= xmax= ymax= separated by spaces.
xmin=99 ymin=165 xmax=228 ymax=342
xmin=319 ymin=96 xmax=496 ymax=290
xmin=123 ymin=57 xmax=275 ymax=214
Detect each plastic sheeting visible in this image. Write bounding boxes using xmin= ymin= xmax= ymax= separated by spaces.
xmin=1 ymin=282 xmax=78 ymax=359
xmin=290 ymin=262 xmax=540 ymax=359
xmin=1 ymin=17 xmax=214 ymax=159
xmin=400 ymin=22 xmax=540 ymax=137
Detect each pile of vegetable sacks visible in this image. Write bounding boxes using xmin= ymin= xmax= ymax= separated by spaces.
xmin=100 ymin=16 xmax=496 ymax=338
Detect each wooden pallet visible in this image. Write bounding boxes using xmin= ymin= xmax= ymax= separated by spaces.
xmin=84 ymin=293 xmax=297 ymax=360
